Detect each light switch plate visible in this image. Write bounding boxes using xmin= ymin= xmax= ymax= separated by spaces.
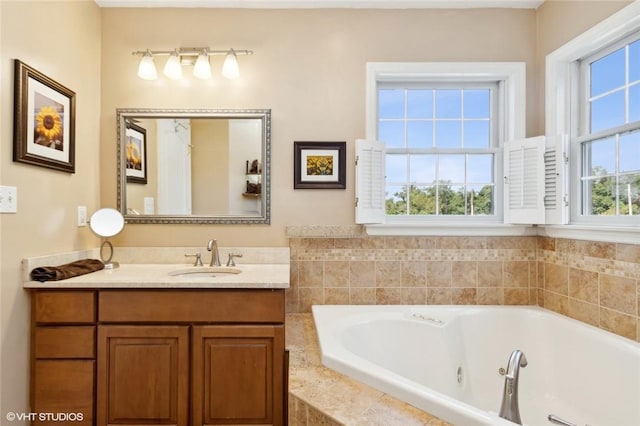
xmin=77 ymin=206 xmax=87 ymax=226
xmin=0 ymin=185 xmax=17 ymax=214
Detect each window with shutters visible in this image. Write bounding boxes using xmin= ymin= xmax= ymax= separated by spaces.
xmin=359 ymin=62 xmax=527 ymax=230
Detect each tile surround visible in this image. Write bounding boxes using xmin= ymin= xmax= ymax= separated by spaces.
xmin=287 ymin=233 xmax=640 ymax=342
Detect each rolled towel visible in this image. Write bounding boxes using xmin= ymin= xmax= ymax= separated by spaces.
xmin=31 ymin=259 xmax=105 ymax=282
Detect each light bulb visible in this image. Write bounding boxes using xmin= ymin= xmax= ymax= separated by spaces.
xmin=222 ymin=50 xmax=240 ymax=79
xmin=164 ymin=51 xmax=183 ymax=80
xmin=193 ymin=52 xmax=212 ymax=79
xmin=137 ymin=51 xmax=157 ymax=80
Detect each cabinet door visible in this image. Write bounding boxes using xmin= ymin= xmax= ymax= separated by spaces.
xmin=97 ymin=326 xmax=189 ymax=426
xmin=192 ymin=325 xmax=284 ymax=425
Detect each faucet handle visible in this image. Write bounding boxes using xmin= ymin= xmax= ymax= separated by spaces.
xmin=226 ymin=252 xmax=243 ymax=267
xmin=185 ymin=252 xmax=203 ymax=267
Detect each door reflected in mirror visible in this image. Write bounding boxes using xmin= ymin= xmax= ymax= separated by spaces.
xmin=116 ymin=109 xmax=270 ymax=224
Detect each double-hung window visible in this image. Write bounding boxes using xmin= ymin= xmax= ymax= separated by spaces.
xmin=577 ymin=34 xmax=640 ymax=221
xmin=546 ymin=1 xmax=640 ymax=233
xmin=359 ymin=62 xmax=527 ymax=231
xmin=379 ymin=83 xmax=498 ymax=217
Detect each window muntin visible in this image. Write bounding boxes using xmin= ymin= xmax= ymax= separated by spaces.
xmin=578 ymin=34 xmax=640 ymax=218
xmin=378 ymin=85 xmax=497 ymax=216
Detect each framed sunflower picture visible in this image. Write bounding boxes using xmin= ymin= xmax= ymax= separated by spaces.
xmin=125 ymin=122 xmax=147 ymax=184
xmin=294 ymin=141 xmax=346 ymax=189
xmin=13 ymin=60 xmax=76 ymax=173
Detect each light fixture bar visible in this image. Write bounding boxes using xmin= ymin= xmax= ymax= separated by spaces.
xmin=132 ymin=47 xmax=253 ymax=57
xmin=132 ymin=47 xmax=253 ymax=81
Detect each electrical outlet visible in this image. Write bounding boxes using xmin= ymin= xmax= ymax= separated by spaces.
xmin=77 ymin=206 xmax=87 ymax=226
xmin=0 ymin=185 xmax=17 ymax=214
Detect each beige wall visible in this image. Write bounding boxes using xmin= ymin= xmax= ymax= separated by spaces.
xmin=0 ymin=0 xmax=102 ymax=417
xmin=101 ymin=7 xmax=538 ymax=247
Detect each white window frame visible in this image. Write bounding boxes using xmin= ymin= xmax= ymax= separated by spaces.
xmin=545 ymin=1 xmax=640 ymax=242
xmin=363 ymin=62 xmax=531 ymax=236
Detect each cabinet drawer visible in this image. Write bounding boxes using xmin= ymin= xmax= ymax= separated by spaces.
xmin=34 ymin=326 xmax=96 ymax=359
xmin=34 ymin=291 xmax=96 ymax=323
xmin=99 ymin=289 xmax=285 ymax=323
xmin=33 ymin=360 xmax=94 ymax=425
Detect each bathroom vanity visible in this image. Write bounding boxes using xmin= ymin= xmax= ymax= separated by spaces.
xmin=24 ymin=249 xmax=289 ymax=426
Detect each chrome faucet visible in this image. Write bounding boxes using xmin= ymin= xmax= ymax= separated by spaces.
xmin=207 ymin=239 xmax=221 ymax=267
xmin=499 ymin=349 xmax=528 ymax=425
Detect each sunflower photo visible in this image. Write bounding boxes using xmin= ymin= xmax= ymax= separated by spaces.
xmin=33 ymin=92 xmax=64 ymax=151
xmin=306 ymin=155 xmax=334 ymax=176
xmin=13 ymin=60 xmax=76 ymax=173
xmin=294 ymin=141 xmax=346 ymax=189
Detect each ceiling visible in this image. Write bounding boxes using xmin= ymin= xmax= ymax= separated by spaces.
xmin=94 ymin=0 xmax=545 ymax=9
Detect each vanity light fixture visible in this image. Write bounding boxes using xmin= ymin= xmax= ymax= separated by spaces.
xmin=132 ymin=47 xmax=253 ymax=81
xmin=137 ymin=50 xmax=157 ymax=81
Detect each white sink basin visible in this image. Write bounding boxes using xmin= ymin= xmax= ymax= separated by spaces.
xmin=169 ymin=266 xmax=242 ymax=278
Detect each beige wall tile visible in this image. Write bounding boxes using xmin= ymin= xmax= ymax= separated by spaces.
xmin=600 ymin=274 xmax=637 ymax=315
xmin=477 ymin=287 xmax=503 ymax=305
xmin=600 ymin=307 xmax=637 ymax=340
xmin=299 ymin=287 xmax=324 ymax=313
xmin=350 ymin=261 xmax=376 ymax=287
xmin=544 ymin=263 xmax=568 ymax=295
xmin=568 ymin=267 xmax=599 ymax=304
xmin=299 ymin=261 xmax=324 ymax=287
xmin=376 ymin=261 xmax=402 ymax=287
xmin=504 ymin=288 xmax=529 ymax=305
xmin=427 ymin=261 xmax=452 ymax=287
xmin=452 ymin=288 xmax=477 ymax=305
xmin=427 ymin=288 xmax=452 ymax=304
xmin=350 ymin=287 xmax=376 ymax=305
xmin=568 ymin=298 xmax=599 ymax=327
xmin=504 ymin=261 xmax=529 ymax=287
xmin=401 ymin=261 xmax=427 ymax=287
xmin=401 ymin=287 xmax=428 ymax=304
xmin=542 ymin=291 xmax=568 ymax=316
xmin=377 ymin=288 xmax=403 ymax=304
xmin=325 ymin=261 xmax=350 ymax=287
xmin=325 ymin=288 xmax=350 ymax=305
xmin=616 ymin=243 xmax=640 ymax=263
xmin=452 ymin=261 xmax=477 ymax=287
xmin=478 ymin=261 xmax=503 ymax=287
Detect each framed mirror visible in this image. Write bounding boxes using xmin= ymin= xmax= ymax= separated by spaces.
xmin=116 ymin=108 xmax=270 ymax=224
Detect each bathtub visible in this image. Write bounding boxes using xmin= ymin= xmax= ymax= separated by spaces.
xmin=312 ymin=305 xmax=640 ymax=426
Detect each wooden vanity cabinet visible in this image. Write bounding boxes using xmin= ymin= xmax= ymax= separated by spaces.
xmin=31 ymin=289 xmax=286 ymax=426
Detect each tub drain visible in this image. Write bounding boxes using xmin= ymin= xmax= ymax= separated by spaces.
xmin=456 ymin=366 xmax=463 ymax=385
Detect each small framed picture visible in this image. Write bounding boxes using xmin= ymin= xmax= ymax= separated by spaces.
xmin=125 ymin=122 xmax=147 ymax=184
xmin=13 ymin=60 xmax=76 ymax=173
xmin=294 ymin=141 xmax=346 ymax=189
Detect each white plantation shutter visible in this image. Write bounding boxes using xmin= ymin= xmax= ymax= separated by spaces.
xmin=544 ymin=135 xmax=569 ymax=225
xmin=503 ymin=136 xmax=545 ymax=224
xmin=355 ymin=139 xmax=385 ymax=224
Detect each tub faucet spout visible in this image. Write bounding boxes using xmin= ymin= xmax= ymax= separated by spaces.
xmin=498 ymin=349 xmax=528 ymax=425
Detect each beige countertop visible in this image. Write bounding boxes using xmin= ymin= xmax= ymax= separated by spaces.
xmin=24 ymin=263 xmax=290 ymax=289
xmin=23 ymin=247 xmax=290 ymax=289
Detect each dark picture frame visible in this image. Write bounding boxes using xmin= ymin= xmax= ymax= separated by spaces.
xmin=13 ymin=59 xmax=76 ymax=173
xmin=125 ymin=122 xmax=148 ymax=184
xmin=294 ymin=141 xmax=346 ymax=189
